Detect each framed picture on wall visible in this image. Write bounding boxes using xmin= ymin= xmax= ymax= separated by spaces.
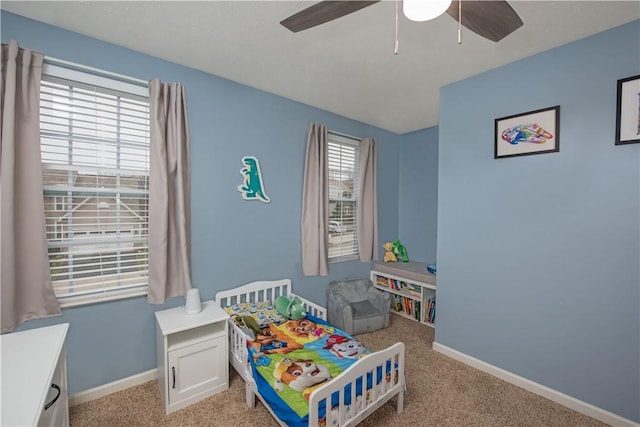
xmin=495 ymin=106 xmax=560 ymax=159
xmin=615 ymin=75 xmax=640 ymax=145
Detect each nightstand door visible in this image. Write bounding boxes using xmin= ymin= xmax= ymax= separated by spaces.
xmin=167 ymin=336 xmax=225 ymax=405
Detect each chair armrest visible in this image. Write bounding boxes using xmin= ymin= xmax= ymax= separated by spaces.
xmin=327 ymin=290 xmax=353 ymax=331
xmin=367 ymin=286 xmax=391 ymax=310
xmin=328 ymin=291 xmax=352 ymax=312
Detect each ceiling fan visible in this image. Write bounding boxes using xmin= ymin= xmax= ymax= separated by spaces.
xmin=280 ymin=0 xmax=523 ymax=43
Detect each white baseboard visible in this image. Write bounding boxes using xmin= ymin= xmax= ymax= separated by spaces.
xmin=69 ymin=368 xmax=158 ymax=407
xmin=432 ymin=342 xmax=639 ymax=427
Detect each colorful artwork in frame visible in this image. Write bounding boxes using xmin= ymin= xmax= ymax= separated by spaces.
xmin=615 ymin=75 xmax=640 ymax=145
xmin=495 ymin=106 xmax=560 ymax=159
xmin=238 ymin=155 xmax=270 ymax=203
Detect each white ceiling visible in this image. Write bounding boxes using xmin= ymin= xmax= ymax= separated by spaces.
xmin=2 ymin=1 xmax=639 ymax=134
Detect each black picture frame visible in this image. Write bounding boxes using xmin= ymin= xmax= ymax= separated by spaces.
xmin=615 ymin=75 xmax=640 ymax=145
xmin=495 ymin=106 xmax=560 ymax=159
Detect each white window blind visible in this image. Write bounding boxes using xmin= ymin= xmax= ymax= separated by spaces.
xmin=40 ymin=63 xmax=150 ymax=306
xmin=328 ymin=132 xmax=360 ymax=261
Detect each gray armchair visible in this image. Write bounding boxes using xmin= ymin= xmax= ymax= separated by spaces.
xmin=327 ymin=279 xmax=391 ymax=335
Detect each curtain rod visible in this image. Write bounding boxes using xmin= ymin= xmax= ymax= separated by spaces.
xmin=328 ymin=130 xmax=362 ymax=142
xmin=44 ymin=55 xmax=148 ymax=86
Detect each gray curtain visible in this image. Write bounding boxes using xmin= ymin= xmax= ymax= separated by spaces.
xmin=301 ymin=123 xmax=329 ymax=276
xmin=358 ymin=138 xmax=378 ymax=261
xmin=147 ymin=79 xmax=192 ymax=304
xmin=1 ymin=40 xmax=61 ymax=332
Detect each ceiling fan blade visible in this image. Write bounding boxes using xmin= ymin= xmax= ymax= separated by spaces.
xmin=446 ymin=1 xmax=523 ymax=42
xmin=280 ymin=1 xmax=381 ymax=33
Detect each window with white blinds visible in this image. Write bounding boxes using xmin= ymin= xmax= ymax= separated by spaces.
xmin=40 ymin=63 xmax=150 ymax=306
xmin=328 ymin=132 xmax=360 ymax=261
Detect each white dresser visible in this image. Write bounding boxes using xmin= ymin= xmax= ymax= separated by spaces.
xmin=1 ymin=323 xmax=70 ymax=427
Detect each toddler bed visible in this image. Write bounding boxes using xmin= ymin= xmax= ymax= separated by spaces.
xmin=215 ymin=279 xmax=405 ymax=427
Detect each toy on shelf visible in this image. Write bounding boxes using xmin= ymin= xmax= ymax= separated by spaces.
xmin=274 ymin=295 xmax=306 ymax=320
xmin=383 ymin=242 xmax=397 ymax=262
xmin=392 ymin=239 xmax=409 ymax=262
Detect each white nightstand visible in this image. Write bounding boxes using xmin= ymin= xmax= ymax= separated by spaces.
xmin=155 ymin=300 xmax=229 ymax=414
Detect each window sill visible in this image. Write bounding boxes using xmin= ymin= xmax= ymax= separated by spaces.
xmin=329 ymin=254 xmax=359 ymax=263
xmin=58 ymin=287 xmax=148 ymax=308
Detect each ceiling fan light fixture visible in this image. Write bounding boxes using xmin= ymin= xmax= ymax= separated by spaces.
xmin=403 ymin=0 xmax=452 ymax=22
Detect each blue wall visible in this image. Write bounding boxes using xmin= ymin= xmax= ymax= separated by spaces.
xmin=436 ymin=20 xmax=639 ymax=422
xmin=1 ymin=11 xmax=404 ymax=394
xmin=399 ymin=127 xmax=438 ymax=264
xmin=3 ymin=9 xmax=637 ymax=423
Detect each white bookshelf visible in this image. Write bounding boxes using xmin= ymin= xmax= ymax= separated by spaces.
xmin=370 ymin=261 xmax=436 ymax=328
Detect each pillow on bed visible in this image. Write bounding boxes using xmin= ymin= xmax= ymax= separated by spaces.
xmin=225 ymin=301 xmax=288 ymax=328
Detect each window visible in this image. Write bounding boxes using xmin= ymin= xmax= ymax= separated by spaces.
xmin=40 ymin=63 xmax=150 ymax=306
xmin=328 ymin=132 xmax=360 ymax=261
xmin=52 ymin=195 xmax=67 ymax=211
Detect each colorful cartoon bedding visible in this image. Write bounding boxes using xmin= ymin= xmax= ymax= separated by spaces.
xmin=227 ymin=307 xmax=392 ymax=427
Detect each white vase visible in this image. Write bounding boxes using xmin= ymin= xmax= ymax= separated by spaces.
xmin=185 ymin=288 xmax=202 ymax=315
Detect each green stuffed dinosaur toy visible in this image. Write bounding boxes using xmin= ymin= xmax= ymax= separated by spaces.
xmin=274 ymin=295 xmax=306 ymax=320
xmin=392 ymin=239 xmax=409 ymax=262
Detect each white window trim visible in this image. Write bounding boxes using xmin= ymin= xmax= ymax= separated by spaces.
xmin=41 ymin=59 xmax=150 ymax=307
xmin=327 ymin=130 xmax=360 ymax=262
xmin=43 ymin=57 xmax=148 ymax=97
xmin=328 ymin=131 xmax=359 ymax=147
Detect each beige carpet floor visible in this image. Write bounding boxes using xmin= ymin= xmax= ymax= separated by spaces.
xmin=70 ymin=315 xmax=606 ymax=426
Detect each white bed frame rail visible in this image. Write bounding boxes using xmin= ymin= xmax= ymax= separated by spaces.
xmin=215 ymin=279 xmax=326 ymax=320
xmin=215 ymin=279 xmax=405 ymax=427
xmin=308 ymin=342 xmax=405 ymax=427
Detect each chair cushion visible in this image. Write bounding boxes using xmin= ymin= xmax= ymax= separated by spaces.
xmin=350 ymin=300 xmax=382 ymax=320
xmin=327 ymin=278 xmax=391 ymax=335
xmin=351 ymin=300 xmax=386 ymax=334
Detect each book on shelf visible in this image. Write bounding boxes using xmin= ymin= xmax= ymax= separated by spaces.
xmin=376 ymin=276 xmax=389 ymax=288
xmin=392 ymin=295 xmax=423 ymax=319
xmin=407 ymin=283 xmax=421 ymax=297
xmin=424 ymin=296 xmax=436 ymax=324
xmin=393 ymin=295 xmax=403 ymax=312
xmin=382 ymin=278 xmax=405 ymax=292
